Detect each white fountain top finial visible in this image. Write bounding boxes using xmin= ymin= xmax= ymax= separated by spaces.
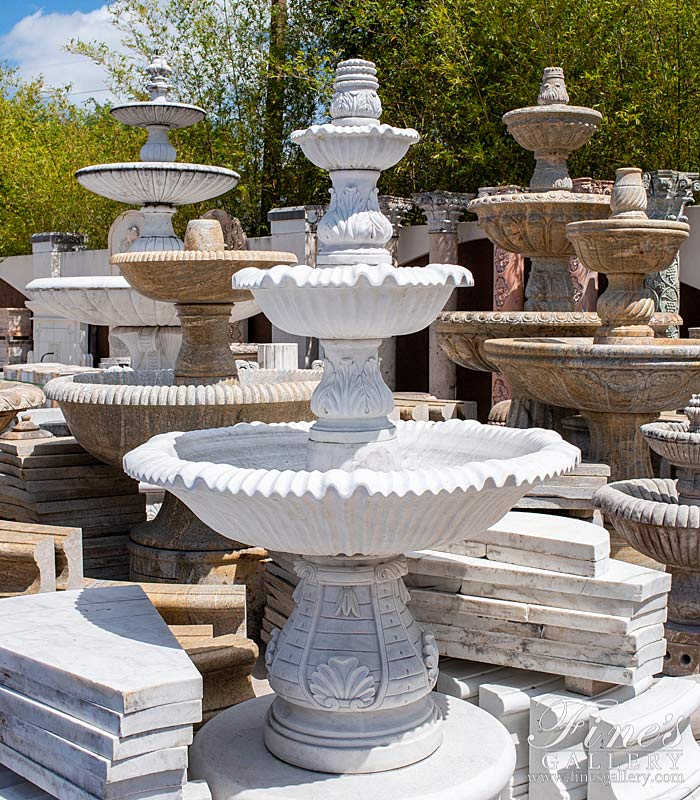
xmin=686 ymin=395 xmax=700 ymax=433
xmin=146 ymin=52 xmax=173 ymax=103
xmin=537 ymin=67 xmax=570 ymax=106
xmin=330 ymin=58 xmax=382 ymax=126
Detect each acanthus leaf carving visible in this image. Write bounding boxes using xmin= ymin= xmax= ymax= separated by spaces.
xmin=422 ymin=631 xmax=440 ymax=686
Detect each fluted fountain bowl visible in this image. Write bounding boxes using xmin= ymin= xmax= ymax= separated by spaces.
xmin=111 ymin=102 xmax=205 ymax=129
xmin=290 ymin=125 xmax=419 ymax=172
xmin=234 ymin=263 xmax=472 ymax=339
xmin=26 ymin=276 xmax=179 ymax=327
xmin=483 ymin=337 xmax=700 ymax=414
xmin=468 ymin=192 xmax=610 ymax=258
xmin=566 ymin=218 xmax=689 ymax=276
xmin=641 ymin=420 xmax=700 ymax=471
xmin=76 ymin=163 xmax=239 ymax=206
xmin=503 ymin=105 xmax=602 ymax=154
xmin=123 ymin=419 xmax=579 ymax=557
xmin=45 ymin=368 xmax=322 ymax=467
xmin=436 ymin=311 xmax=600 ymax=372
xmin=113 ymin=250 xmax=297 ymax=305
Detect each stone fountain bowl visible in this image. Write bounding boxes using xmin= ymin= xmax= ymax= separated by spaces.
xmin=468 ymin=191 xmax=610 ymax=258
xmin=566 ymin=219 xmax=689 ymax=275
xmin=123 ymin=419 xmax=579 ymax=557
xmin=436 ymin=311 xmax=600 ymax=372
xmin=503 ymin=105 xmax=602 ymax=153
xmin=483 ymin=337 xmax=700 ymax=414
xmin=640 ymin=421 xmax=700 ymax=470
xmin=44 ymin=368 xmax=322 ymax=467
xmin=0 ymin=381 xmax=46 ymax=433
xmin=290 ymin=124 xmax=419 ymax=172
xmin=110 ymin=102 xmax=205 ymax=129
xmin=234 ymin=263 xmax=472 ymax=339
xmin=75 ymin=163 xmax=240 ymax=206
xmin=26 ymin=276 xmax=179 ymax=327
xmin=112 ymin=250 xmax=297 ymax=305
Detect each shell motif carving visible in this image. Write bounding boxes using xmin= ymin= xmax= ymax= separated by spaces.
xmin=309 ymin=656 xmax=376 ymax=711
xmin=312 ymin=356 xmax=394 ymax=420
xmin=422 ymin=631 xmax=440 ymax=686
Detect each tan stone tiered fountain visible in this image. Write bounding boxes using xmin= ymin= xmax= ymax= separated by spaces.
xmin=437 ymin=67 xmax=606 ymax=428
xmin=43 ymin=61 xmax=321 ymax=585
xmin=485 ymin=168 xmax=700 ymax=481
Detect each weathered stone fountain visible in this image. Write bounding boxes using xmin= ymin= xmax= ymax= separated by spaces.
xmin=436 ymin=68 xmax=607 ymax=427
xmin=43 ymin=55 xmax=321 ymax=586
xmin=485 ymin=167 xmax=700 ymax=481
xmin=594 ymin=395 xmax=700 ymax=677
xmin=0 ymin=382 xmax=45 ymax=433
xmin=124 ymin=58 xmax=579 ymax=800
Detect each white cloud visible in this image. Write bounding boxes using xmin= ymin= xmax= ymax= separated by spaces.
xmin=0 ymin=5 xmax=128 ymax=104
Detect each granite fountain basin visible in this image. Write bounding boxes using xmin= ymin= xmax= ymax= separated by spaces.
xmin=123 ymin=418 xmax=579 ymax=557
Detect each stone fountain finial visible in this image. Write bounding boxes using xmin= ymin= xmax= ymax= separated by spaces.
xmin=330 ymin=58 xmax=382 ymax=125
xmin=146 ymin=52 xmax=173 ymax=103
xmin=610 ymin=167 xmax=649 ymax=218
xmin=537 ymin=67 xmax=570 ymax=106
xmin=686 ymin=395 xmax=700 ymax=433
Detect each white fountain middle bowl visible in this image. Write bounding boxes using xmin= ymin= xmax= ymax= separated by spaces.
xmin=234 ymin=263 xmax=473 ymax=339
xmin=26 ymin=276 xmax=179 ymax=327
xmin=124 ymin=419 xmax=579 ymax=557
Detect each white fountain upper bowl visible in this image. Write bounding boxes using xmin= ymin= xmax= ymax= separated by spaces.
xmin=291 ymin=124 xmax=420 ymax=171
xmin=26 ymin=276 xmax=179 ymax=327
xmin=234 ymin=263 xmax=472 ymax=338
xmin=110 ymin=102 xmax=206 ymax=129
xmin=76 ymin=163 xmax=240 ymax=205
xmin=123 ymin=419 xmax=580 ymax=556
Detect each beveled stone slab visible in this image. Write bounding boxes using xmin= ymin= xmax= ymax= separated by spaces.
xmin=435 ymin=658 xmax=512 ymax=703
xmin=0 ymin=587 xmax=201 ymax=715
xmin=0 ymin=522 xmax=82 ymax=591
xmin=0 ymin=685 xmax=192 ymax=760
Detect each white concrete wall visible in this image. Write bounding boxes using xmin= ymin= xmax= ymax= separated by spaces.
xmin=681 ymin=206 xmax=700 ymax=292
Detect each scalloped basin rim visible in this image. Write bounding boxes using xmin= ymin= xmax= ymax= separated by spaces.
xmin=503 ymin=104 xmax=603 ymax=120
xmin=641 ymin=421 xmax=700 ymax=443
xmin=291 ymin=123 xmax=419 ymax=140
xmin=27 ymin=276 xmax=133 ymax=290
xmin=469 ymin=192 xmax=610 ymax=209
xmin=234 ymin=263 xmax=472 ymax=290
xmin=567 ymin=219 xmax=689 ymax=235
xmin=76 ymin=162 xmax=240 ymax=176
xmin=123 ymin=419 xmax=580 ymax=502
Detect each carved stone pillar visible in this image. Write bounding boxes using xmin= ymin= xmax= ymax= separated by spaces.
xmin=378 ymin=196 xmax=414 ymax=389
xmin=643 ymin=170 xmax=700 ymax=337
xmin=412 ymin=190 xmax=474 ymax=399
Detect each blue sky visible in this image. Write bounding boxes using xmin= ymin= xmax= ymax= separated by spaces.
xmin=0 ymin=1 xmax=126 ymax=102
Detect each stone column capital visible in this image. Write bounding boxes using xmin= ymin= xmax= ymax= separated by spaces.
xmin=378 ymin=195 xmax=414 ymax=233
xmin=412 ymin=190 xmax=474 ymax=234
xmin=643 ymin=170 xmax=700 ymax=221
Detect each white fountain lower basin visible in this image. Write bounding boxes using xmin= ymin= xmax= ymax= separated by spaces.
xmin=26 ymin=277 xmax=260 ymax=327
xmin=124 ymin=419 xmax=579 ymax=556
xmin=234 ymin=263 xmax=472 ymax=338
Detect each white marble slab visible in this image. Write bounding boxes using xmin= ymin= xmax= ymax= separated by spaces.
xmin=408 ymin=551 xmax=670 ymax=601
xmin=485 ymin=544 xmax=609 ymax=578
xmin=0 ymin=588 xmax=201 ymax=714
xmin=0 ymin=686 xmax=192 ymax=760
xmin=436 ymin=658 xmax=512 ymax=703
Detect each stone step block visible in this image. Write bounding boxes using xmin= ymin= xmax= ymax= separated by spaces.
xmin=0 ymin=587 xmax=201 ymax=717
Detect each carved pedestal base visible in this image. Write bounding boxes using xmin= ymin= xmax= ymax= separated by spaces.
xmin=525 ymin=257 xmax=576 ymax=312
xmin=582 ymin=410 xmax=657 ymax=481
xmin=664 ymin=623 xmax=700 ymax=677
xmin=507 ymin=391 xmax=574 ymax=435
xmin=175 ymin=303 xmax=237 ymax=383
xmin=110 ymin=326 xmax=181 ymax=371
xmin=264 ymin=556 xmax=441 ymax=774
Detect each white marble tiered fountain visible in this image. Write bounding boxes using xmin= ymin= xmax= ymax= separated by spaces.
xmin=25 ymin=55 xmax=246 ymax=371
xmin=124 ymin=59 xmax=579 ymax=800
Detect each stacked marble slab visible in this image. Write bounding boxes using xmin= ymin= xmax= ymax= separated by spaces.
xmin=0 ymin=586 xmax=203 ymax=800
xmin=0 ymin=435 xmax=145 ymax=579
xmin=264 ymin=512 xmax=670 ymax=686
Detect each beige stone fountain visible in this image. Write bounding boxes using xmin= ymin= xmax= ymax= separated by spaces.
xmin=485 ymin=167 xmax=700 ymax=481
xmin=437 ymin=67 xmax=606 ymax=427
xmin=45 ymin=224 xmax=320 ymax=586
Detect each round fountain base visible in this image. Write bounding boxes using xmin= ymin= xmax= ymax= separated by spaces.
xmin=665 ymin=622 xmax=700 ymax=677
xmin=190 ymin=693 xmax=515 ymax=800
